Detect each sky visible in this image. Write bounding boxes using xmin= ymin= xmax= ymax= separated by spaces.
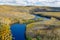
xmin=0 ymin=0 xmax=60 ymax=7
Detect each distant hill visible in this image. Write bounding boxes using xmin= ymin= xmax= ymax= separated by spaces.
xmin=0 ymin=5 xmax=60 ymax=12
xmin=0 ymin=5 xmax=60 ymax=20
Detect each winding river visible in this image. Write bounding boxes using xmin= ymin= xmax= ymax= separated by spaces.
xmin=10 ymin=15 xmax=49 ymax=40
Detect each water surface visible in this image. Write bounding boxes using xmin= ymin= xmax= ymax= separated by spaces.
xmin=10 ymin=23 xmax=26 ymax=40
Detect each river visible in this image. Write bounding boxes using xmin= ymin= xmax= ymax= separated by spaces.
xmin=10 ymin=15 xmax=49 ymax=40
xmin=10 ymin=23 xmax=26 ymax=40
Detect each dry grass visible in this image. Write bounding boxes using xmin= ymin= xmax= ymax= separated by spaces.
xmin=26 ymin=17 xmax=60 ymax=40
xmin=34 ymin=12 xmax=60 ymax=18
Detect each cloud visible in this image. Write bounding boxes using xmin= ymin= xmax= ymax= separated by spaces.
xmin=55 ymin=2 xmax=60 ymax=7
xmin=37 ymin=0 xmax=60 ymax=7
xmin=0 ymin=0 xmax=15 ymax=3
xmin=0 ymin=0 xmax=60 ymax=7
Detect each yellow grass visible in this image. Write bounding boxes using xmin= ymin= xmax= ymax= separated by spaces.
xmin=34 ymin=12 xmax=60 ymax=18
